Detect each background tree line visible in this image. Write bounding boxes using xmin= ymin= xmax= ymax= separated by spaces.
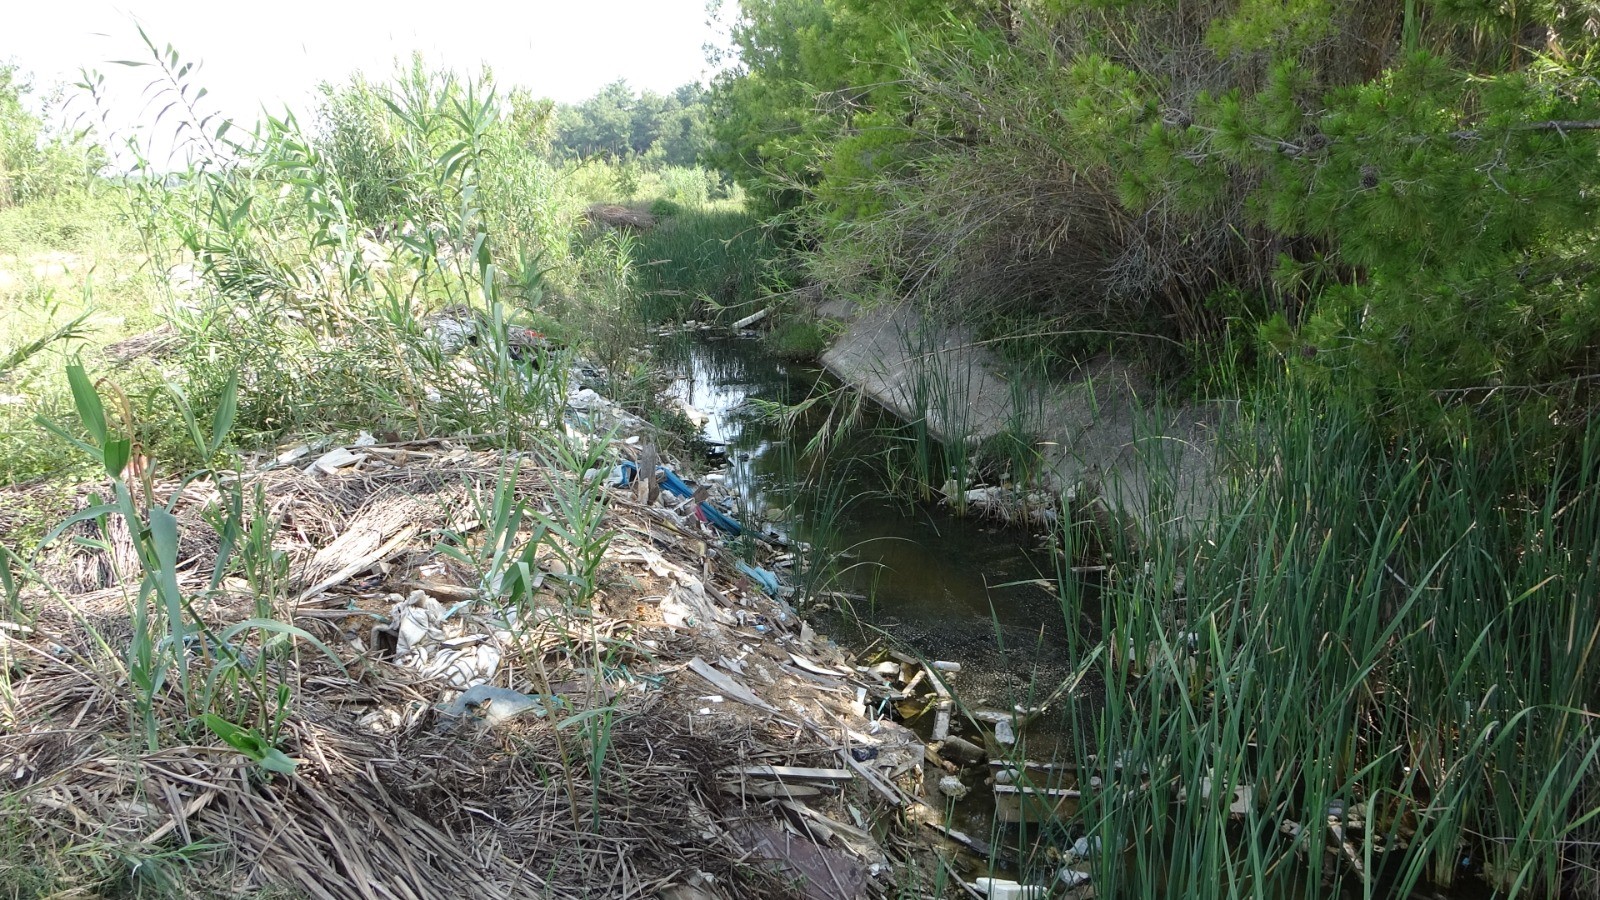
xmin=0 ymin=62 xmax=104 ymax=207
xmin=550 ymin=79 xmax=714 ymax=167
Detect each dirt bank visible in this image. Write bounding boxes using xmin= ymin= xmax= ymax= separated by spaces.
xmin=0 ymin=428 xmax=946 ymax=899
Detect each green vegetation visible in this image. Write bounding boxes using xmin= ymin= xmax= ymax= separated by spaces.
xmin=551 ymin=79 xmax=713 ymax=167
xmin=711 ymin=1 xmax=1600 ymax=896
xmin=1037 ymin=370 xmax=1600 ymax=898
xmin=0 ymin=49 xmax=750 ymax=486
xmin=766 ymin=316 xmax=830 ymax=359
xmin=630 ymin=202 xmax=784 ymax=321
xmin=1 ymin=35 xmax=733 ymax=897
xmin=0 ymin=63 xmax=104 ymax=207
xmin=4 ymin=1 xmax=1599 ymax=895
xmin=714 ymin=0 xmax=1600 ymax=430
xmin=0 ymin=65 xmax=164 ymax=485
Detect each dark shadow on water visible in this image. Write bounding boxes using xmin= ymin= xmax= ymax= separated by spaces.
xmin=654 ymin=332 xmax=1084 ymax=713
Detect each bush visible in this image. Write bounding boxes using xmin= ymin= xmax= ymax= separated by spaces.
xmin=0 ymin=65 xmax=103 ymax=208
xmin=1064 ymin=370 xmax=1600 ymax=898
xmin=627 ymin=207 xmax=790 ymax=323
xmin=718 ymin=0 xmax=1600 ymax=431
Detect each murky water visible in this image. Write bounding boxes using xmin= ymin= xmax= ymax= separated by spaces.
xmin=655 ymin=332 xmax=1085 ymax=858
xmin=657 ymin=333 xmax=1078 ymax=692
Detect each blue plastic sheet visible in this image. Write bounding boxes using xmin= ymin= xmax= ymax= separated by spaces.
xmin=736 ymin=561 xmax=781 ymax=596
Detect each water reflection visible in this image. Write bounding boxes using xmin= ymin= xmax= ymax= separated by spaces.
xmin=655 ymin=332 xmax=1078 ymax=713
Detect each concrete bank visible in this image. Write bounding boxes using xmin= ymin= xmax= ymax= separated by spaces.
xmin=817 ymin=300 xmax=1222 ymax=531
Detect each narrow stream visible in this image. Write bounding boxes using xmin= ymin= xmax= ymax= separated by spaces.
xmin=656 ymin=332 xmax=1501 ymax=900
xmin=655 ymin=331 xmax=1085 ymax=868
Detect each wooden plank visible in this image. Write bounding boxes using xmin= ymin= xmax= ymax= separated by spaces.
xmin=719 ymin=782 xmax=833 ymax=799
xmin=993 ymin=784 xmax=1083 ymax=825
xmin=989 ymin=759 xmax=1079 ymax=773
xmin=788 ymin=652 xmax=853 ymax=679
xmin=921 ymin=819 xmax=993 ymax=857
xmin=296 ymin=525 xmax=417 ymax=604
xmin=835 ymin=745 xmax=904 ymax=806
xmin=688 ymin=657 xmax=776 ymax=712
xmin=778 ymin=800 xmax=875 ymax=846
xmin=726 ymin=765 xmax=854 ymax=784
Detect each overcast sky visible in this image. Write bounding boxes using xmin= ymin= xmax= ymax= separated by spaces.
xmin=7 ymin=0 xmax=729 ymax=145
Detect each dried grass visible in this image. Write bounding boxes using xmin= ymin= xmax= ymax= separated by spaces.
xmin=1 ymin=442 xmax=905 ymax=899
xmin=103 ymin=324 xmax=182 ymax=366
xmin=585 ymin=204 xmax=657 ymax=232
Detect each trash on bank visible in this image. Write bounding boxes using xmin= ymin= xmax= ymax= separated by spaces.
xmin=971 ymin=877 xmax=1048 ymax=900
xmin=695 ymin=500 xmax=743 ymax=535
xmin=435 ymin=684 xmax=559 ymax=732
xmin=736 ymin=560 xmax=781 ymax=595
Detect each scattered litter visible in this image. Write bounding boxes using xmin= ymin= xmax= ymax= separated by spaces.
xmin=673 ymin=395 xmax=711 ymax=427
xmin=788 ymin=652 xmax=852 ymax=679
xmin=4 ymin=347 xmax=999 ymax=899
xmin=732 ymin=307 xmax=770 ymax=329
xmin=728 ymin=765 xmax=854 ymax=785
xmin=964 ymin=487 xmax=1006 ymax=506
xmin=938 ymin=735 xmax=987 ymax=766
xmin=938 ymin=775 xmax=969 ymax=799
xmin=309 ymin=446 xmax=364 ymax=474
xmin=617 ymin=459 xmax=638 ymax=485
xmin=993 ymin=783 xmax=1082 ymax=824
xmin=870 ymin=661 xmax=900 ymax=678
xmin=993 ymin=718 xmax=1016 ymax=746
xmin=697 ymin=501 xmax=743 ymax=535
xmin=435 ymin=684 xmax=556 ymax=731
xmin=972 ymin=877 xmax=1048 ymax=899
xmin=1067 ymin=835 xmax=1102 ymax=860
xmin=722 ymin=781 xmax=834 ymax=800
xmin=688 ymin=657 xmax=776 ymax=712
xmin=584 ymin=458 xmax=639 ymax=488
xmin=377 ymin=590 xmax=508 ymax=689
xmin=660 ymin=594 xmax=697 ymax=628
xmin=567 ymin=387 xmax=603 ymax=410
xmin=658 ymin=465 xmax=695 ymax=499
xmin=1057 ymin=867 xmax=1093 ymax=889
xmin=736 ymin=561 xmax=780 ymax=595
xmin=732 ymin=821 xmax=872 ymax=900
xmin=425 ymin=308 xmax=478 ymax=354
xmin=932 ymin=699 xmax=954 ymax=742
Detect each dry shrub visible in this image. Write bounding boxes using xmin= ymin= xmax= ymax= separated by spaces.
xmin=813 ymin=0 xmax=1403 ymax=350
xmin=585 ymin=203 xmax=656 ymax=231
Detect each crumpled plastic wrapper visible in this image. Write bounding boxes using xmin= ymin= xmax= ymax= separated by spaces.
xmin=380 ymin=590 xmax=512 ymax=689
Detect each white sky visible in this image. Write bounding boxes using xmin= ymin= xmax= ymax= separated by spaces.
xmin=6 ymin=0 xmax=729 ymax=146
